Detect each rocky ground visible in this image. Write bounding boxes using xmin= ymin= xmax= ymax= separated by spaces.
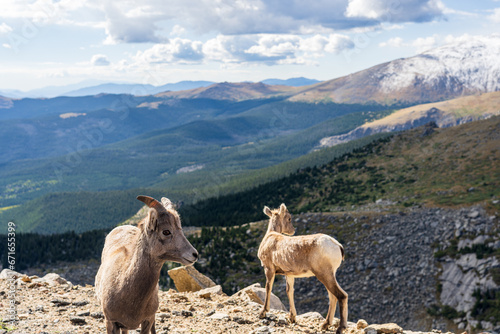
xmin=2 ymin=203 xmax=498 ymax=334
xmin=0 ymin=269 xmax=454 ymax=334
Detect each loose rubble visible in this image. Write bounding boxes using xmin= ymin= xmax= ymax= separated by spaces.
xmin=0 ymin=268 xmax=459 ymax=334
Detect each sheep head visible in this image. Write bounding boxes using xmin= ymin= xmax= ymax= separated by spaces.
xmin=137 ymin=195 xmax=198 ymax=265
xmin=263 ymin=203 xmax=295 ymax=235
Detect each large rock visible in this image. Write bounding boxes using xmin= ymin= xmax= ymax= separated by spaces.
xmin=196 ymin=285 xmax=225 ymax=299
xmin=33 ymin=273 xmax=70 ymax=286
xmin=231 ymin=283 xmax=287 ymax=312
xmin=168 ymin=266 xmax=216 ymax=292
xmin=0 ymin=269 xmax=21 ymax=279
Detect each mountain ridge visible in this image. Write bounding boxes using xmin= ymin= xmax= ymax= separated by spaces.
xmin=289 ymin=35 xmax=500 ymax=104
xmin=319 ymin=91 xmax=500 ymax=147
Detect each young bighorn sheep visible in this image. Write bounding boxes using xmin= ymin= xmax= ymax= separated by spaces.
xmin=257 ymin=204 xmax=348 ymax=334
xmin=95 ymin=195 xmax=198 ymax=334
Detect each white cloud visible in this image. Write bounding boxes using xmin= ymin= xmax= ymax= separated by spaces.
xmin=379 ymin=37 xmax=405 ymax=48
xmin=489 ymin=8 xmax=500 ymax=23
xmin=0 ymin=22 xmax=13 ymax=34
xmin=103 ymin=2 xmax=166 ymax=44
xmin=0 ymin=0 xmax=449 ymax=47
xmin=134 ymin=38 xmax=204 ymax=64
xmin=130 ymin=33 xmax=355 ymax=68
xmin=412 ymin=36 xmax=436 ymax=53
xmin=170 ymin=25 xmax=185 ymax=36
xmin=345 ymin=0 xmax=445 ymax=23
xmin=91 ymin=54 xmax=110 ymax=66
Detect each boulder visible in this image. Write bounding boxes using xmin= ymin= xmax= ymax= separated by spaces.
xmin=357 ymin=319 xmax=369 ymax=329
xmin=297 ymin=312 xmax=325 ymax=321
xmin=168 ymin=266 xmax=216 ymax=292
xmin=32 ymin=273 xmax=70 ymax=286
xmin=0 ymin=269 xmax=21 ymax=279
xmin=364 ymin=323 xmax=403 ymax=334
xmin=196 ymin=285 xmax=224 ymax=299
xmin=231 ymin=283 xmax=287 ymax=312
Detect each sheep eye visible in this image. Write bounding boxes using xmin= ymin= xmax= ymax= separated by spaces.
xmin=162 ymin=230 xmax=171 ymax=236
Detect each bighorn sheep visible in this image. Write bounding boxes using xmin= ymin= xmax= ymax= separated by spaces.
xmin=257 ymin=204 xmax=348 ymax=333
xmin=95 ymin=195 xmax=198 ymax=334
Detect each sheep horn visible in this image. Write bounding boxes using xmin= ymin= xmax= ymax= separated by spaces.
xmin=137 ymin=195 xmax=166 ymax=212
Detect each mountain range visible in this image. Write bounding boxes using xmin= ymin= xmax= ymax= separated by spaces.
xmin=0 ymin=78 xmax=320 ymax=99
xmin=0 ymin=35 xmax=499 ymax=229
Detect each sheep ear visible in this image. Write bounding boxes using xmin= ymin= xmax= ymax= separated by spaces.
xmin=263 ymin=206 xmax=273 ymax=217
xmin=279 ymin=203 xmax=287 ymax=215
xmin=161 ymin=197 xmax=174 ymax=210
xmin=145 ymin=209 xmax=159 ymax=232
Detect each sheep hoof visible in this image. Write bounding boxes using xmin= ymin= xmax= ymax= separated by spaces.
xmin=321 ymin=321 xmax=330 ymax=331
xmin=336 ymin=325 xmax=346 ymax=334
xmin=259 ymin=310 xmax=267 ymax=319
xmin=288 ymin=315 xmax=296 ymax=323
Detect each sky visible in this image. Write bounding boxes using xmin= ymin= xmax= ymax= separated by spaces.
xmin=0 ymin=0 xmax=499 ymax=91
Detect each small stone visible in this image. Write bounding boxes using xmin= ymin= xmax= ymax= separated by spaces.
xmin=20 ymin=275 xmax=31 ymax=283
xmin=251 ymin=325 xmax=272 ymax=334
xmin=468 ymin=210 xmax=480 ymax=219
xmin=233 ymin=316 xmax=253 ymax=324
xmin=277 ymin=315 xmax=288 ymax=325
xmin=90 ymin=312 xmax=104 ymax=319
xmin=77 ymin=311 xmax=90 ymax=317
xmin=265 ymin=313 xmax=277 ymax=321
xmin=364 ymin=323 xmax=403 ymax=334
xmin=73 ymin=300 xmax=89 ymax=307
xmin=297 ymin=312 xmax=325 ymax=321
xmin=209 ymin=313 xmax=230 ymax=320
xmin=157 ymin=313 xmax=171 ymax=321
xmin=70 ymin=316 xmax=87 ymax=325
xmin=18 ymin=314 xmax=29 ymax=320
xmin=51 ymin=299 xmax=71 ymax=307
xmin=181 ymin=310 xmax=193 ymax=317
xmin=357 ymin=319 xmax=369 ymax=329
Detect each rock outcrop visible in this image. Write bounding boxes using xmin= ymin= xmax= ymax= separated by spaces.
xmin=168 ymin=265 xmax=217 ymax=292
xmin=231 ymin=283 xmax=287 ymax=312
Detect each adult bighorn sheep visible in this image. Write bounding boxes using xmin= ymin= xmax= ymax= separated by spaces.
xmin=95 ymin=195 xmax=198 ymax=334
xmin=257 ymin=204 xmax=348 ymax=334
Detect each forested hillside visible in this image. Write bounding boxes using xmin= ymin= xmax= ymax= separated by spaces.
xmin=3 ymin=115 xmax=498 ymax=265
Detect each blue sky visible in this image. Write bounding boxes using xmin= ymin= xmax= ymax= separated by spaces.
xmin=0 ymin=0 xmax=499 ymax=91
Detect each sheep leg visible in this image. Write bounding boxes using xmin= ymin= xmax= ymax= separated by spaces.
xmin=315 ymin=272 xmax=348 ymax=334
xmin=105 ymin=320 xmax=121 ymax=334
xmin=285 ymin=276 xmax=296 ymax=323
xmin=259 ymin=267 xmax=276 ymax=318
xmin=140 ymin=318 xmax=155 ymax=334
xmin=325 ymin=290 xmax=338 ymax=329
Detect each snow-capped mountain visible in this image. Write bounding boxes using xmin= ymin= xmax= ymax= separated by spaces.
xmin=291 ymin=35 xmax=500 ymax=104
xmin=378 ymin=35 xmax=500 ymax=94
